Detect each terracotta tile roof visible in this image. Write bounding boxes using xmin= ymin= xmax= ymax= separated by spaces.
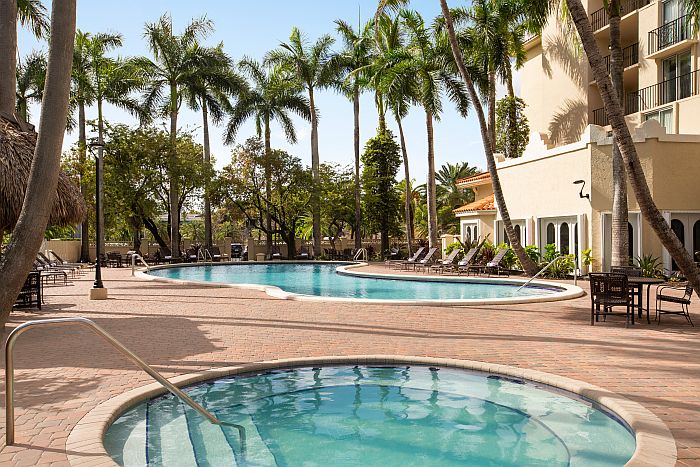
xmin=453 ymin=194 xmax=496 ymax=214
xmin=455 ymin=171 xmax=491 ymax=187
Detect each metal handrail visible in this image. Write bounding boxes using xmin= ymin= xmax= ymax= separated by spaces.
xmin=353 ymin=248 xmax=368 ymax=262
xmin=131 ymin=253 xmax=150 ymax=276
xmin=516 ymin=255 xmax=567 ymax=292
xmin=5 ymin=317 xmax=221 ymax=445
xmin=197 ymin=248 xmax=213 ymax=264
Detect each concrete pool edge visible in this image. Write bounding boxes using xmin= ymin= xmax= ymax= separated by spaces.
xmin=66 ymin=355 xmax=676 ymax=467
xmin=134 ymin=261 xmax=586 ymax=306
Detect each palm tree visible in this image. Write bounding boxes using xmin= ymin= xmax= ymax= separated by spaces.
xmin=224 ymin=58 xmax=311 ymax=257
xmin=436 ymin=162 xmax=477 ymax=209
xmin=391 ymin=9 xmax=470 ymax=249
xmin=15 ymin=51 xmax=46 ymax=123
xmin=0 ymin=0 xmax=76 ymax=327
xmin=183 ymin=43 xmax=246 ymax=250
xmin=333 ymin=18 xmax=374 ymax=252
xmin=266 ymin=28 xmax=337 ymax=257
xmin=17 ymin=0 xmax=49 ymax=38
xmin=556 ymin=0 xmax=700 ymax=294
xmin=135 ymin=14 xmax=218 ymax=258
xmin=439 ymin=0 xmax=539 ymax=275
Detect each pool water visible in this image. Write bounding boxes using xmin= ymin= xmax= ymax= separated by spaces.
xmin=148 ymin=263 xmax=560 ymax=301
xmin=105 ymin=366 xmax=635 ymax=466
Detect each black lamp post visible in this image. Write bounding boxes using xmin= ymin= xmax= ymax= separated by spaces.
xmin=89 ymin=141 xmax=105 ymax=290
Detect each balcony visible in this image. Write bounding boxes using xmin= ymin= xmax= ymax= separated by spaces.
xmin=602 ymin=43 xmax=639 ymax=73
xmin=648 ymin=15 xmax=696 ymax=57
xmin=591 ymin=104 xmax=636 ymax=127
xmin=590 ymin=0 xmax=650 ymax=31
xmin=626 ymin=69 xmax=700 ymax=113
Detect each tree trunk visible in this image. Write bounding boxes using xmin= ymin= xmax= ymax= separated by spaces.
xmin=202 ymin=100 xmax=213 ymax=249
xmin=309 ymin=87 xmax=322 ymax=257
xmin=505 ymin=65 xmax=518 ymax=159
xmin=565 ymin=0 xmax=700 ymax=295
xmin=353 ymin=84 xmax=362 ymax=251
xmin=78 ymin=100 xmax=91 ymax=262
xmin=0 ymin=0 xmax=17 ymax=116
xmin=375 ymin=91 xmax=387 ymax=132
xmin=439 ymin=0 xmax=539 ymax=276
xmin=397 ymin=115 xmax=413 ymax=257
xmin=0 ymin=0 xmax=76 ymax=326
xmin=168 ymin=83 xmax=180 ymax=258
xmin=425 ymin=107 xmax=439 ymax=249
xmin=264 ymin=118 xmax=273 ymax=258
xmin=144 ymin=217 xmax=170 ymax=253
xmin=488 ymin=70 xmax=497 ymax=152
xmin=609 ymin=1 xmax=629 ymax=268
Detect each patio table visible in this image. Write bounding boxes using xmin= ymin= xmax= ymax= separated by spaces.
xmin=627 ymin=277 xmax=664 ymax=324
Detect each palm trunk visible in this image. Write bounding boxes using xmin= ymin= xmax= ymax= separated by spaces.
xmin=202 ymin=100 xmax=213 ymax=250
xmin=609 ymin=2 xmax=629 ymax=268
xmin=168 ymin=83 xmax=180 ymax=258
xmin=0 ymin=0 xmax=76 ymax=327
xmin=0 ymin=0 xmax=17 ymax=116
xmin=78 ymin=100 xmax=90 ymax=262
xmin=18 ymin=100 xmax=28 ymax=122
xmin=565 ymin=0 xmax=700 ymax=295
xmin=376 ymin=91 xmax=387 ymax=132
xmin=439 ymin=0 xmax=539 ymax=276
xmin=425 ymin=107 xmax=438 ymax=249
xmin=353 ymin=84 xmax=362 ymax=251
xmin=264 ymin=118 xmax=273 ymax=258
xmin=397 ymin=115 xmax=413 ymax=257
xmin=488 ymin=70 xmax=497 ymax=152
xmin=505 ymin=65 xmax=518 ymax=159
xmin=309 ymin=86 xmax=321 ymax=257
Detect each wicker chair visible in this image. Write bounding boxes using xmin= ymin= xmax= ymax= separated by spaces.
xmin=656 ymin=284 xmax=694 ymax=326
xmin=590 ymin=273 xmax=633 ymax=326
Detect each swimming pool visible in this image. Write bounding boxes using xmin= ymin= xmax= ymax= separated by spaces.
xmin=144 ymin=262 xmax=582 ymax=304
xmin=104 ymin=365 xmax=636 ymax=466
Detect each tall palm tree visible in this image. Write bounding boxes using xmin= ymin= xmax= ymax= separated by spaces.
xmin=183 ymin=43 xmax=246 ymax=250
xmin=135 ymin=14 xmax=218 ymax=258
xmin=267 ymin=28 xmax=337 ymax=257
xmin=15 ymin=51 xmax=46 ymax=123
xmin=333 ymin=18 xmax=374 ymax=251
xmin=391 ymin=9 xmax=470 ymax=248
xmin=225 ymin=58 xmax=311 ymax=257
xmin=555 ymin=0 xmax=700 ymax=294
xmin=436 ymin=162 xmax=477 ymax=209
xmin=0 ymin=0 xmax=76 ymax=327
xmin=439 ymin=0 xmax=539 ymax=275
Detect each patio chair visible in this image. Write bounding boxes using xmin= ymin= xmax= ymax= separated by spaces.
xmin=412 ymin=247 xmax=438 ymax=273
xmin=37 ymin=252 xmax=79 ymax=277
xmin=271 ymin=245 xmax=282 ymax=260
xmin=429 ymin=249 xmax=461 ymax=274
xmin=393 ymin=247 xmax=426 ymax=270
xmin=472 ymin=249 xmax=509 ymax=277
xmin=49 ymin=250 xmax=93 ymax=269
xmin=455 ymin=247 xmax=480 ymax=276
xmin=159 ymin=248 xmax=173 ymax=264
xmin=207 ymin=246 xmax=224 ymax=262
xmin=33 ymin=260 xmax=68 ymax=285
xmin=185 ymin=247 xmax=198 ymax=263
xmin=13 ymin=271 xmax=42 ymax=310
xmin=655 ymin=284 xmax=694 ymax=326
xmin=107 ymin=252 xmax=123 ymax=267
xmin=296 ymin=245 xmax=310 ymax=260
xmin=590 ymin=273 xmax=633 ymax=326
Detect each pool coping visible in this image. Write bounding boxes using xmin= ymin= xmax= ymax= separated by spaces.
xmin=65 ymin=355 xmax=675 ymax=467
xmin=134 ymin=261 xmax=585 ymax=306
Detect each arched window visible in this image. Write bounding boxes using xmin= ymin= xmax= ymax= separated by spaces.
xmin=628 ymin=222 xmax=634 ymax=261
xmin=503 ymin=229 xmax=510 ymax=245
xmin=546 ymin=223 xmax=555 ymax=245
xmin=671 ymin=219 xmax=685 ymax=270
xmin=464 ymin=226 xmax=472 ymax=244
xmin=694 ymin=220 xmax=700 ymax=262
xmin=560 ymin=222 xmax=569 ymax=254
xmin=514 ymin=225 xmax=521 ymax=243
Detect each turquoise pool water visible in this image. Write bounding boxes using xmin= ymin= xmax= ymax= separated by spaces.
xmin=105 ymin=366 xmax=636 ymax=466
xmin=148 ymin=263 xmax=562 ymax=301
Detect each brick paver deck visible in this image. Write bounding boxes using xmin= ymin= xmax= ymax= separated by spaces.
xmin=1 ymin=265 xmax=699 ymax=466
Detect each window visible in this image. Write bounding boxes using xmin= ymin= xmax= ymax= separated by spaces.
xmin=644 ymin=107 xmax=673 ymax=133
xmin=560 ymin=223 xmax=570 ymax=255
xmin=462 ymin=223 xmax=478 ymax=245
xmin=514 ymin=225 xmax=521 ymax=243
xmin=671 ymin=219 xmax=685 ymax=270
xmin=546 ymin=223 xmax=555 ymax=245
xmin=663 ymin=0 xmax=681 ymax=23
xmin=661 ymin=51 xmax=691 ymax=104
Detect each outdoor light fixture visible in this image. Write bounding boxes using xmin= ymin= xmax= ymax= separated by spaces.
xmin=573 ymin=180 xmax=590 ymax=200
xmin=88 ymin=141 xmax=107 ymax=299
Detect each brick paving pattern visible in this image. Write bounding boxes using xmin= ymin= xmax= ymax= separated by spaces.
xmin=1 ymin=266 xmax=698 ymax=466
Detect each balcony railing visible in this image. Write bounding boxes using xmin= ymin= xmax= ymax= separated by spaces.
xmin=602 ymin=43 xmax=639 ymax=73
xmin=626 ymin=69 xmax=700 ymax=113
xmin=648 ymin=15 xmax=692 ymax=54
xmin=590 ymin=0 xmax=651 ymax=31
xmin=591 ymin=103 xmax=636 ymax=127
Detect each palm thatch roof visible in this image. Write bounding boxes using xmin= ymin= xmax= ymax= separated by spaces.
xmin=0 ymin=115 xmax=86 ymax=231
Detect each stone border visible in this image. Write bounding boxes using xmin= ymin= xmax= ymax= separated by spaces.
xmin=134 ymin=261 xmax=585 ymax=306
xmin=66 ymin=355 xmax=675 ymax=467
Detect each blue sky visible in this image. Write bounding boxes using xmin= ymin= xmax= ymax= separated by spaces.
xmin=17 ymin=1 xmax=513 ymax=182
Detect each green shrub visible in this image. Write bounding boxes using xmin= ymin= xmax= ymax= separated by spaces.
xmin=634 ymin=254 xmax=664 ymax=278
xmin=444 ymin=241 xmax=465 ymax=261
xmin=496 ymin=243 xmax=517 ymax=269
xmin=479 ymin=241 xmax=496 ymax=263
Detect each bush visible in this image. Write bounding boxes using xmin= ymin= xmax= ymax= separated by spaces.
xmin=479 ymin=241 xmax=496 ymax=263
xmin=496 ymin=243 xmax=517 ymax=269
xmin=541 ymin=243 xmax=575 ymax=278
xmin=634 ymin=254 xmax=664 ymax=278
xmin=444 ymin=241 xmax=465 ymax=261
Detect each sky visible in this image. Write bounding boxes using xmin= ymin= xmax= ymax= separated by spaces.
xmin=17 ymin=0 xmax=517 ymax=183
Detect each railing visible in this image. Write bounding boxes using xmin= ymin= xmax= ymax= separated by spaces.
xmin=353 ymin=248 xmax=368 ymax=262
xmin=516 ymin=255 xmax=572 ymax=292
xmin=5 ymin=317 xmax=221 ymax=445
xmin=649 ymin=15 xmax=692 ymax=54
xmin=590 ymin=0 xmax=650 ymax=31
xmin=591 ymin=102 xmax=636 ymax=126
xmin=131 ymin=253 xmax=150 ymax=276
xmin=627 ymin=69 xmax=700 ymax=112
xmin=197 ymin=248 xmax=213 ymax=264
xmin=602 ymin=42 xmax=639 ymax=73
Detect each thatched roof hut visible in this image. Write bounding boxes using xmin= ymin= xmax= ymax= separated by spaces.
xmin=0 ymin=115 xmax=87 ymax=232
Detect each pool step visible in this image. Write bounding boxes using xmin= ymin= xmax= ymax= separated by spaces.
xmin=146 ymin=398 xmax=197 ymax=466
xmin=220 ymin=409 xmax=278 ymax=466
xmin=183 ymin=402 xmax=238 ymax=466
xmin=120 ymin=404 xmax=147 ymax=467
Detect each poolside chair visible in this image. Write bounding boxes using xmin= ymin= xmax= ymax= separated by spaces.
xmin=37 ymin=252 xmax=80 ymax=276
xmin=207 ymin=246 xmax=224 ymax=262
xmin=13 ymin=271 xmax=42 ymax=310
xmin=478 ymin=249 xmax=510 ymax=277
xmin=455 ymin=247 xmax=481 ymax=275
xmin=296 ymin=245 xmax=310 ymax=260
xmin=393 ymin=247 xmax=426 ymax=270
xmin=590 ymin=273 xmax=633 ymax=326
xmin=185 ymin=247 xmax=198 ymax=263
xmin=271 ymin=245 xmax=282 ymax=260
xmin=655 ymin=284 xmax=694 ymax=326
xmin=49 ymin=250 xmax=93 ymax=269
xmin=412 ymin=247 xmax=438 ymax=273
xmin=159 ymin=248 xmax=173 ymax=264
xmin=33 ymin=260 xmax=68 ymax=285
xmin=429 ymin=249 xmax=461 ymax=274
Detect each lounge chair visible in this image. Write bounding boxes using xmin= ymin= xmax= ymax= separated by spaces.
xmin=33 ymin=260 xmax=68 ymax=285
xmin=271 ymin=245 xmax=282 ymax=260
xmin=470 ymin=249 xmax=509 ymax=276
xmin=412 ymin=247 xmax=439 ymax=273
xmin=296 ymin=245 xmax=310 ymax=260
xmin=454 ymin=247 xmax=480 ymax=275
xmin=49 ymin=250 xmax=93 ymax=269
xmin=185 ymin=247 xmax=198 ymax=263
xmin=37 ymin=252 xmax=80 ymax=276
xmin=392 ymin=247 xmax=426 ymax=270
xmin=207 ymin=246 xmax=225 ymax=262
xmin=429 ymin=249 xmax=461 ymax=274
xmin=14 ymin=271 xmax=42 ymax=310
xmin=159 ymin=248 xmax=173 ymax=264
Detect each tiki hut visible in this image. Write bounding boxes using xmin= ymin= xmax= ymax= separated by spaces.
xmin=0 ymin=115 xmax=87 ymax=234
